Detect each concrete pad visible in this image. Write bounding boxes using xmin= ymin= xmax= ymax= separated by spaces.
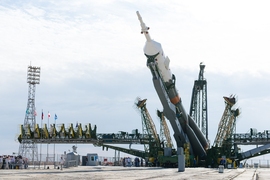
xmin=0 ymin=166 xmax=267 ymax=180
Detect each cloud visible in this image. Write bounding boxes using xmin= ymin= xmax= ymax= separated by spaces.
xmin=1 ymin=1 xmax=270 ymax=160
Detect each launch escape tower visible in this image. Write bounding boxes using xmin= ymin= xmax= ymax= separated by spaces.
xmin=189 ymin=62 xmax=208 ymax=140
xmin=18 ymin=65 xmax=40 ymax=162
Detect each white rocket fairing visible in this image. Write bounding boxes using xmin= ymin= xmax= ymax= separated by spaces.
xmin=137 ymin=11 xmax=208 ymax=157
xmin=136 ymin=11 xmax=173 ymax=84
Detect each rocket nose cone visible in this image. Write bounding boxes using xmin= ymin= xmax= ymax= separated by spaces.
xmin=144 ymin=40 xmax=162 ymax=56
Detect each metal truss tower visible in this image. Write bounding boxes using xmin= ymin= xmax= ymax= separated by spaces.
xmin=135 ymin=98 xmax=160 ymax=158
xmin=18 ymin=65 xmax=40 ymax=162
xmin=157 ymin=110 xmax=174 ymax=149
xmin=213 ymin=95 xmax=240 ymax=147
xmin=189 ymin=62 xmax=208 ymax=139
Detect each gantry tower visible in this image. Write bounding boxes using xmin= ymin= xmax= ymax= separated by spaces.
xmin=135 ymin=98 xmax=161 ymax=158
xmin=213 ymin=95 xmax=240 ymax=147
xmin=189 ymin=62 xmax=208 ymax=139
xmin=157 ymin=110 xmax=174 ymax=149
xmin=18 ymin=65 xmax=40 ymax=162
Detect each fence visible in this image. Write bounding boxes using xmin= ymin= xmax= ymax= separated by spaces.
xmin=244 ymin=159 xmax=270 ymax=168
xmin=7 ymin=154 xmax=132 ymax=169
xmin=29 ymin=156 xmax=270 ymax=169
xmin=25 ymin=154 xmax=63 ymax=169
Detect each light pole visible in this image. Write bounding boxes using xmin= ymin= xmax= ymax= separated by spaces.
xmin=47 ymin=111 xmax=50 ymax=168
xmin=39 ymin=110 xmax=43 ymax=169
xmin=54 ymin=114 xmax=57 ymax=169
xmin=18 ymin=65 xmax=40 ymax=166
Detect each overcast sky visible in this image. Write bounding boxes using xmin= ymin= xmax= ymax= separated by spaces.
xmin=1 ymin=0 xmax=270 ymax=160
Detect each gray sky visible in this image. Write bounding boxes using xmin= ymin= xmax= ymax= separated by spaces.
xmin=1 ymin=0 xmax=270 ymax=159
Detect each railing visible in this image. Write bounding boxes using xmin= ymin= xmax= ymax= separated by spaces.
xmin=232 ymin=133 xmax=270 ymax=145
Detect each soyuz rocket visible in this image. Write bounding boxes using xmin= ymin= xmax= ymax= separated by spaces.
xmin=136 ymin=11 xmax=208 ymax=157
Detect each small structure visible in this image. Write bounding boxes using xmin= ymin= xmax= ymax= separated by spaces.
xmin=65 ymin=146 xmax=80 ymax=167
xmin=86 ymin=153 xmax=98 ymax=166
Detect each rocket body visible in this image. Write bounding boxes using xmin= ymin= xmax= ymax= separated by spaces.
xmin=137 ymin=11 xmax=208 ymax=157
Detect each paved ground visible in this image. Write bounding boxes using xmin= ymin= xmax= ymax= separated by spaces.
xmin=0 ymin=166 xmax=268 ymax=180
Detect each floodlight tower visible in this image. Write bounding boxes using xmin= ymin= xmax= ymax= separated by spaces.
xmin=18 ymin=65 xmax=41 ymax=163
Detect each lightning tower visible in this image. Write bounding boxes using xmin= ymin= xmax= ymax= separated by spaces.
xmin=18 ymin=65 xmax=41 ymax=163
